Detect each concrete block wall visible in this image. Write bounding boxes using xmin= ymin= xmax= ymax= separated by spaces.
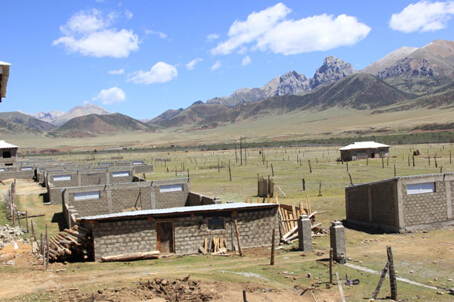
xmin=347 ymin=173 xmax=454 ymax=232
xmin=110 ymin=185 xmax=153 ymax=212
xmin=86 ymin=206 xmax=279 ymax=260
xmin=187 ymin=192 xmax=215 ymax=206
xmin=371 ymin=180 xmax=398 ymax=227
xmin=399 ymin=174 xmax=452 ymax=229
xmin=0 ymin=170 xmax=34 ymax=181
xmin=0 ymin=148 xmax=17 ymax=166
xmin=80 ymin=172 xmax=107 ymax=186
xmin=152 ymin=178 xmax=190 ymax=209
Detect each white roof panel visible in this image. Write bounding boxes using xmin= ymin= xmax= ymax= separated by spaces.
xmin=79 ymin=202 xmax=278 ymax=221
xmin=339 ymin=141 xmax=390 ymax=151
xmin=0 ymin=140 xmax=18 ymax=149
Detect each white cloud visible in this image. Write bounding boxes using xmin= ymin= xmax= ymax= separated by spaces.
xmin=389 ymin=1 xmax=454 ymax=33
xmin=206 ymin=33 xmax=219 ymax=42
xmin=256 ymin=14 xmax=371 ymax=55
xmin=127 ymin=62 xmax=177 ymax=84
xmin=241 ymin=56 xmax=251 ymax=66
xmin=125 ymin=10 xmax=133 ymax=19
xmin=93 ymin=87 xmax=126 ymax=105
xmin=211 ymin=60 xmax=222 ymax=71
xmin=211 ymin=3 xmax=370 ymax=56
xmin=53 ymin=9 xmax=139 ymax=58
xmin=211 ymin=3 xmax=290 ymax=55
xmin=145 ymin=29 xmax=168 ymax=39
xmin=186 ymin=58 xmax=203 ymax=70
xmin=109 ymin=68 xmax=124 ymax=74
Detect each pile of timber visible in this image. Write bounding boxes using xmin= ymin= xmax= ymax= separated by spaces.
xmin=278 ymin=197 xmax=328 ymax=243
xmin=40 ymin=225 xmax=93 ymax=262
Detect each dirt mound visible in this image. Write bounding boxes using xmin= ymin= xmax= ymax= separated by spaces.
xmin=39 ymin=275 xmax=218 ymax=302
xmin=138 ymin=275 xmax=216 ymax=302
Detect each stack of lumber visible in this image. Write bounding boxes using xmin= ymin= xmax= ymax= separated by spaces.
xmin=278 ymin=197 xmax=327 ymax=243
xmin=41 ymin=225 xmax=92 ymax=262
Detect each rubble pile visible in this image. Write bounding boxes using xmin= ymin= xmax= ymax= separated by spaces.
xmin=0 ymin=224 xmax=26 ymax=250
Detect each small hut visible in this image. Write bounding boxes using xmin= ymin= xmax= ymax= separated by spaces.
xmin=0 ymin=140 xmax=18 ymax=166
xmin=339 ymin=141 xmax=390 ymax=161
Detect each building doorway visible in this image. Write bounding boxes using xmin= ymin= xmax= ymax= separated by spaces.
xmin=156 ymin=222 xmax=174 ymax=254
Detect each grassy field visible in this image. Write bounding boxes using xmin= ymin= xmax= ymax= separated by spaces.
xmin=2 ymin=143 xmax=454 ymax=301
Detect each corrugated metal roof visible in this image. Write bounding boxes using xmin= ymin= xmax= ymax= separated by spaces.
xmin=0 ymin=140 xmax=18 ymax=149
xmin=0 ymin=61 xmax=11 ymax=98
xmin=79 ymin=202 xmax=278 ymax=221
xmin=339 ymin=141 xmax=390 ymax=151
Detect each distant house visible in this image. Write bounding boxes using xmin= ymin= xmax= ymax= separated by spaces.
xmin=339 ymin=141 xmax=390 ymax=161
xmin=0 ymin=61 xmax=11 ymax=102
xmin=0 ymin=140 xmax=18 ymax=166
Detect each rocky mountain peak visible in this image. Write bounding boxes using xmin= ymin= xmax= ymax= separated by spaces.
xmin=310 ymin=56 xmax=356 ymax=89
xmin=262 ymin=70 xmax=309 ymax=97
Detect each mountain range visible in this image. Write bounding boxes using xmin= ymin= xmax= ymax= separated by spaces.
xmin=2 ymin=39 xmax=454 ymax=138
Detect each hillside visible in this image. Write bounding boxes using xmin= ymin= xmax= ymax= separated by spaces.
xmin=50 ymin=113 xmax=155 ymax=137
xmin=53 ymin=103 xmax=110 ymax=126
xmin=0 ymin=111 xmax=56 ymax=132
xmin=150 ymin=74 xmax=408 ymax=128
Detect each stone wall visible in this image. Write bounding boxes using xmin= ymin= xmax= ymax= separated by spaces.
xmin=86 ymin=206 xmax=279 ymax=260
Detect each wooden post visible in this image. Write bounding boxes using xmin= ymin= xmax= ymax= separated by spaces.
xmin=234 ymin=220 xmax=243 ymax=257
xmin=387 ymin=156 xmax=389 ymax=166
xmin=302 ymin=178 xmax=305 ymax=191
xmin=428 ymin=155 xmax=431 ymax=166
xmin=45 ymin=225 xmax=49 ymax=270
xmin=187 ymin=169 xmax=190 ymax=178
xmin=229 ymin=165 xmax=232 ymax=181
xmin=329 ymin=248 xmax=333 ymax=284
xmin=318 ymin=181 xmax=322 ymax=196
xmin=366 ymin=157 xmax=368 ymax=166
xmin=394 ymin=165 xmax=396 ymax=177
xmin=26 ymin=211 xmax=29 ymax=233
xmin=435 ymin=156 xmax=438 ymax=168
xmin=408 ymin=156 xmax=410 ymax=167
xmin=31 ymin=221 xmax=36 ymax=241
xmin=271 ymin=164 xmax=274 ymax=177
xmin=440 ymin=166 xmax=443 ymax=173
xmin=175 ymin=167 xmax=177 ymax=177
xmin=450 ymin=151 xmax=452 ymax=164
xmin=308 ymin=160 xmax=312 ymax=173
xmin=243 ymin=290 xmax=248 ymax=302
xmin=268 ymin=175 xmax=271 ymax=196
xmin=412 ymin=155 xmax=415 ymax=167
xmin=387 ymin=246 xmax=397 ymax=300
xmin=346 ymin=162 xmax=348 ymax=172
xmin=218 ymin=158 xmax=220 ymax=172
xmin=372 ymin=261 xmax=390 ymax=299
xmin=382 ymin=157 xmax=384 ymax=168
xmin=270 ymin=229 xmax=275 ymax=265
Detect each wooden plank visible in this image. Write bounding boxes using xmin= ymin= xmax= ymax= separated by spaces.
xmin=234 ymin=219 xmax=243 ymax=257
xmin=372 ymin=261 xmax=390 ymax=299
xmin=292 ymin=205 xmax=297 ymax=223
xmin=101 ymin=251 xmax=160 ymax=262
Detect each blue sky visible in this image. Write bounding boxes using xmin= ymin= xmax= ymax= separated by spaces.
xmin=1 ymin=0 xmax=454 ymax=119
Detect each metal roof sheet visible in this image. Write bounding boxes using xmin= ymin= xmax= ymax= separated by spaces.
xmin=79 ymin=202 xmax=278 ymax=221
xmin=339 ymin=141 xmax=390 ymax=151
xmin=0 ymin=140 xmax=18 ymax=149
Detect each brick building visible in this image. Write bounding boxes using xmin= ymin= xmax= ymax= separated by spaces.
xmin=78 ymin=203 xmax=279 ymax=260
xmin=345 ymin=173 xmax=454 ymax=232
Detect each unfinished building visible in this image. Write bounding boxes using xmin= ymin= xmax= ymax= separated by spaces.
xmin=0 ymin=140 xmax=18 ymax=167
xmin=46 ymin=166 xmax=135 ymax=205
xmin=345 ymin=173 xmax=454 ymax=232
xmin=79 ymin=203 xmax=279 ymax=260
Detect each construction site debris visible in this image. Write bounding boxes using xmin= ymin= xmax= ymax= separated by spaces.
xmin=0 ymin=225 xmax=26 ymax=250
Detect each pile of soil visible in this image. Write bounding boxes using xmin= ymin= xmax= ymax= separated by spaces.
xmin=39 ymin=275 xmax=217 ymax=302
xmin=138 ymin=275 xmax=216 ymax=302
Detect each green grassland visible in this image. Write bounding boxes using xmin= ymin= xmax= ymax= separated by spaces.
xmin=3 ymin=143 xmax=454 ymax=301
